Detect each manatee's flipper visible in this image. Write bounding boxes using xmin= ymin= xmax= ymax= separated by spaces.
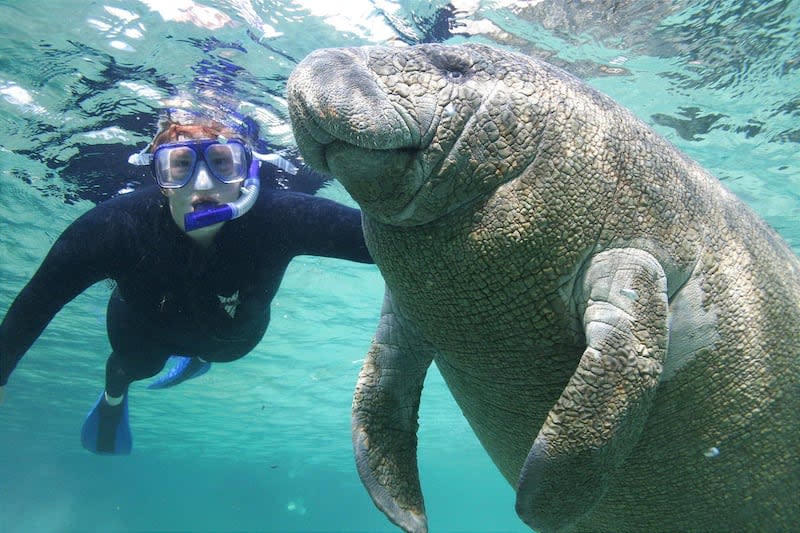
xmin=352 ymin=289 xmax=435 ymax=533
xmin=147 ymin=356 xmax=211 ymax=390
xmin=81 ymin=392 xmax=132 ymax=455
xmin=517 ymin=248 xmax=668 ymax=532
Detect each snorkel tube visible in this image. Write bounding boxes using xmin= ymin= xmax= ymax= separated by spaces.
xmin=181 ymin=152 xmax=298 ymax=232
xmin=184 ymin=160 xmax=261 ymax=232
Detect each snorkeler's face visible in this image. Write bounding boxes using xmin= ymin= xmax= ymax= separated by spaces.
xmin=156 ymin=126 xmax=243 ymax=238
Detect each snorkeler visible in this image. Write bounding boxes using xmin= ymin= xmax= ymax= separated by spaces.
xmin=0 ymin=108 xmax=373 ymax=455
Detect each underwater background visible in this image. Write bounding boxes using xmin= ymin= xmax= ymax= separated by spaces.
xmin=0 ymin=1 xmax=798 ymax=531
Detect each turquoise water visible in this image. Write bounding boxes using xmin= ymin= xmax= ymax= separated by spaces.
xmin=0 ymin=1 xmax=798 ymax=532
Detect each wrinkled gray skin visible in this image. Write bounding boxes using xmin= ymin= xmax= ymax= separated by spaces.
xmin=287 ymin=44 xmax=800 ymax=533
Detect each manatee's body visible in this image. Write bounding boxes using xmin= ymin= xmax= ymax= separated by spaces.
xmin=287 ymin=44 xmax=799 ymax=532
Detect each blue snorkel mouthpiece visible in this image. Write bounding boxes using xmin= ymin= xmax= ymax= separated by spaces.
xmin=184 ymin=160 xmax=261 ymax=232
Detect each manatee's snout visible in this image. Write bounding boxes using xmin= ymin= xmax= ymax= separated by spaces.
xmin=288 ymin=47 xmax=425 ymax=222
xmin=289 ymin=49 xmax=415 ymax=146
xmin=287 ymin=48 xmax=418 ymax=164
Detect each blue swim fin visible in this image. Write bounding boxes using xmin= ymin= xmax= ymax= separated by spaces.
xmin=80 ymin=392 xmax=132 ymax=455
xmin=147 ymin=356 xmax=211 ymax=390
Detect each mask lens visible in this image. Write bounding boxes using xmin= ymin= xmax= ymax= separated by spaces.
xmin=205 ymin=142 xmax=247 ymax=183
xmin=154 ymin=146 xmax=196 ymax=187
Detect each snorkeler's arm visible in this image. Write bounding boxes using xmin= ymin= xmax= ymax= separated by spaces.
xmin=280 ymin=192 xmax=373 ymax=263
xmin=0 ymin=204 xmax=126 ymax=387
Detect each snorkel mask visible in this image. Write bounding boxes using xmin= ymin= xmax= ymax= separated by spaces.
xmin=129 ymin=136 xmax=298 ymax=232
xmin=128 ymin=106 xmax=298 ymax=231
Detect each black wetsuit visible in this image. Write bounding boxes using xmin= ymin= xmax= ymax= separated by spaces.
xmin=0 ymin=185 xmax=372 ymax=395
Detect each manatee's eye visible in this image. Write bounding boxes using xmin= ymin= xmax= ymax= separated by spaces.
xmin=430 ymin=49 xmax=472 ymax=82
xmin=441 ymin=63 xmax=470 ymax=82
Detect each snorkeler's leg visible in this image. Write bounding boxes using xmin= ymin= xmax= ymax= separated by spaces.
xmin=81 ymin=352 xmax=133 ymax=455
xmin=81 ymin=289 xmax=170 ymax=455
xmin=81 ymin=350 xmax=170 ymax=455
xmin=105 ymin=286 xmax=173 ymax=395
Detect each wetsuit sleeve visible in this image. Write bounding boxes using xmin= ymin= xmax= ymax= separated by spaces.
xmin=0 ymin=206 xmax=125 ymax=386
xmin=283 ymin=193 xmax=373 ymax=264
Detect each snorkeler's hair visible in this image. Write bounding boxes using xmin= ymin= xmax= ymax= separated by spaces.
xmin=150 ymin=107 xmax=259 ymax=149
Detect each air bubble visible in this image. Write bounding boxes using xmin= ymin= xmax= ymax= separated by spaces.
xmin=703 ymin=446 xmax=720 ymax=458
xmin=287 ymin=499 xmax=307 ymax=515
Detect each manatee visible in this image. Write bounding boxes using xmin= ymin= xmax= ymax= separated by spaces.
xmin=286 ymin=43 xmax=800 ymax=532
